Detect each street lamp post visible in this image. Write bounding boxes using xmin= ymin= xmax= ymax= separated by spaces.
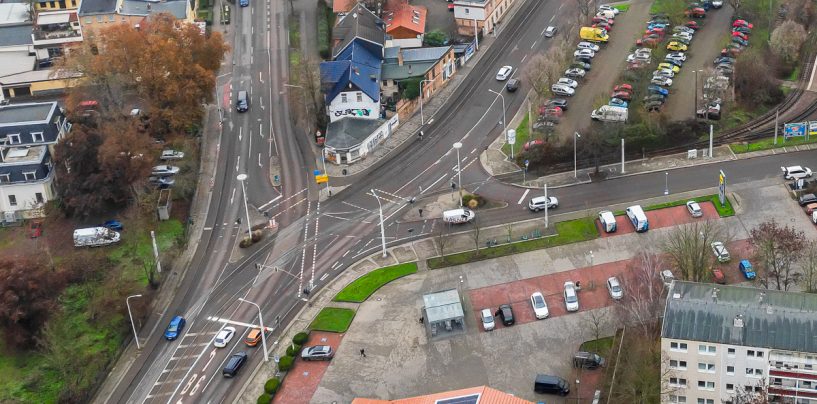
xmin=694 ymin=70 xmax=699 ymax=119
xmin=419 ymin=79 xmax=433 ymax=126
xmin=487 ymin=89 xmax=506 ymax=133
xmin=283 ymin=83 xmax=308 ymax=115
xmin=573 ymin=132 xmax=581 ymax=178
xmin=453 ymin=142 xmax=463 ymax=206
xmin=664 ymin=172 xmax=669 ymax=195
xmin=371 ymin=189 xmax=388 ymax=258
xmin=238 ymin=298 xmax=269 ymax=362
xmin=237 ymin=174 xmax=252 ymax=235
xmin=126 ymin=294 xmax=142 ymax=349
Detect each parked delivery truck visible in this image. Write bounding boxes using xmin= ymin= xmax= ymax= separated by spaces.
xmin=442 ymin=208 xmax=475 ymax=224
xmin=580 ymin=27 xmax=609 ymax=43
xmin=590 ymin=105 xmax=628 ymax=122
xmin=625 ymin=205 xmax=649 ymax=232
xmin=73 ymin=227 xmax=121 ymax=247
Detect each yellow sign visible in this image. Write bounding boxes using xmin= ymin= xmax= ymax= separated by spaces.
xmin=315 ymin=174 xmax=329 ymax=184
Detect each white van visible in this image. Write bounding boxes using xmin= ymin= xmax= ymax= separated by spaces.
xmin=625 ymin=205 xmax=648 ymax=232
xmin=442 ymin=208 xmax=475 ymax=224
xmin=590 ymin=105 xmax=627 ymax=122
xmin=73 ymin=227 xmax=121 ymax=247
xmin=598 ymin=210 xmax=616 ymax=233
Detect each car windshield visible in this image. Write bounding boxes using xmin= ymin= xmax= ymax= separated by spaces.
xmin=482 ymin=312 xmax=492 ymax=322
xmin=611 ymin=284 xmax=621 ymax=293
xmin=168 ymin=324 xmax=178 ymax=332
xmin=533 ymin=296 xmax=545 ymax=307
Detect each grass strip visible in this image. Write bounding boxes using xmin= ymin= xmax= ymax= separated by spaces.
xmin=334 ymin=262 xmax=418 ymax=303
xmin=613 ymin=4 xmax=630 ymax=12
xmin=612 ymin=194 xmax=734 ymax=217
xmin=309 ymin=307 xmax=356 ymax=333
xmin=502 ymin=112 xmax=529 ymax=157
xmin=580 ymin=336 xmax=615 ymax=354
xmin=729 ymin=134 xmax=817 ymax=154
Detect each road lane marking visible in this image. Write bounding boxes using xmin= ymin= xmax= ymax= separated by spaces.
xmin=470 ymin=148 xmax=477 ymax=154
xmin=530 ymin=41 xmax=536 ymax=49
xmin=230 ymin=187 xmax=236 ymax=204
xmin=517 ymin=189 xmax=530 ymax=205
xmin=320 ymin=273 xmax=328 ymax=281
xmin=809 ymin=54 xmax=817 ymax=90
xmin=549 ymin=15 xmax=555 ymax=23
xmin=521 ymin=54 xmax=527 ymax=63
xmin=541 ymin=27 xmax=547 ymax=35
xmin=426 ymin=173 xmax=449 ymax=191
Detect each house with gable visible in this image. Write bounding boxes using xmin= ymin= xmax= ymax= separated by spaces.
xmin=382 ymin=0 xmax=426 ymax=49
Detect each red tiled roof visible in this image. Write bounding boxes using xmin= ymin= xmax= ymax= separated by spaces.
xmin=333 ymin=0 xmax=357 ymax=13
xmin=382 ymin=0 xmax=426 ymax=35
xmin=352 ymin=386 xmax=535 ymax=404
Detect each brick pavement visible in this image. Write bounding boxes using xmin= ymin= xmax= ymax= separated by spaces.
xmin=272 ymin=332 xmax=345 ymax=404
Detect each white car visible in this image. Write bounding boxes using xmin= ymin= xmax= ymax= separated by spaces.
xmin=606 ymin=277 xmax=623 ymax=300
xmin=563 ymin=281 xmax=579 ymax=312
xmin=551 ymin=84 xmax=575 ymax=96
xmin=544 ymin=26 xmax=557 ymax=38
xmin=782 ymin=165 xmax=813 ymax=180
xmin=530 ymin=292 xmax=549 ymax=319
xmin=673 ymin=31 xmax=693 ymax=41
xmin=711 ymin=241 xmax=731 ymax=263
xmin=627 ymin=53 xmax=651 ymax=63
xmin=160 ymin=149 xmax=185 ymax=160
xmin=712 ymin=0 xmax=723 ymax=7
xmin=574 ymin=49 xmax=595 ymax=58
xmin=686 ymin=201 xmax=703 ymax=217
xmin=660 ymin=270 xmax=676 ymax=286
xmin=557 ymin=78 xmax=579 ymax=88
xmin=654 ymin=68 xmax=675 ymax=78
xmin=564 ymin=68 xmax=586 ymax=79
xmin=496 ymin=66 xmax=513 ymax=81
xmin=529 ymin=196 xmax=559 ymax=211
xmin=214 ymin=326 xmax=236 ymax=348
xmin=635 ymin=47 xmax=652 ymax=56
xmin=577 ymin=41 xmax=600 ymax=52
xmin=151 ymin=165 xmax=180 ymax=176
xmin=598 ymin=4 xmax=620 ymax=14
xmin=666 ymin=52 xmax=687 ymax=61
xmin=480 ymin=308 xmax=495 ymax=331
xmin=651 ymin=76 xmax=673 ymax=86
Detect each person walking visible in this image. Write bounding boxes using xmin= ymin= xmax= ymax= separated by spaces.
xmin=360 ymin=348 xmax=366 ymax=357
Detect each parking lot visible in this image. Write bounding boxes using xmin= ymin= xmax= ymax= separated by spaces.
xmin=308 ymin=177 xmax=817 ymax=403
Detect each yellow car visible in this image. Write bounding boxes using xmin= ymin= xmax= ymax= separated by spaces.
xmin=667 ymin=41 xmax=688 ymax=52
xmin=657 ymin=63 xmax=681 ymax=73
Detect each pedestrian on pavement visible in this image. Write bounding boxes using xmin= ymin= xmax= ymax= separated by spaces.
xmin=419 ymin=208 xmax=423 ymax=217
xmin=360 ymin=348 xmax=366 ymax=357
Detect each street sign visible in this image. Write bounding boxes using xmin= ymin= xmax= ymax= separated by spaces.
xmin=313 ymin=169 xmax=321 ymax=176
xmin=315 ymin=174 xmax=328 ymax=184
xmin=507 ymin=129 xmax=516 ymax=145
xmin=784 ymin=122 xmax=807 ymax=139
xmin=524 ymin=159 xmax=530 ymax=168
xmin=718 ymin=170 xmax=726 ymax=207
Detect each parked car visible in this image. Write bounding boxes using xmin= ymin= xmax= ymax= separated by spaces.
xmin=574 ymin=49 xmax=595 ymax=58
xmin=29 ymin=220 xmax=43 ymax=238
xmin=102 ymin=220 xmax=124 ymax=231
xmin=673 ymin=26 xmax=695 ymax=34
xmin=564 ymin=68 xmax=586 ymax=79
xmin=799 ymin=193 xmax=817 ymax=206
xmin=670 ymin=35 xmax=691 ymax=45
xmin=160 ymin=149 xmax=185 ymax=160
xmin=667 ymin=52 xmax=687 ymax=61
xmin=686 ymin=201 xmax=703 ymax=217
xmin=732 ymin=31 xmax=749 ymax=40
xmin=557 ymin=78 xmax=579 ymax=88
xmin=645 ymin=100 xmax=664 ymax=112
xmin=149 ymin=175 xmax=175 ymax=188
xmin=638 ymin=35 xmax=662 ymax=47
xmin=613 ymin=83 xmax=633 ymax=92
xmin=654 ymin=68 xmax=675 ymax=78
xmin=713 ymin=56 xmax=736 ymax=65
xmin=644 ymin=94 xmax=666 ymax=103
xmin=496 ymin=65 xmax=513 ymax=81
xmin=667 ymin=41 xmax=688 ymax=51
xmin=739 ymin=259 xmax=757 ymax=279
xmin=523 ymin=139 xmax=545 ymax=151
xmin=592 ymin=16 xmax=613 ymax=25
xmin=573 ymin=351 xmax=606 ymax=369
xmin=593 ymin=22 xmax=612 ymax=31
xmin=712 ymin=0 xmax=723 ymax=8
xmin=660 ymin=269 xmax=676 ymax=286
xmin=480 ymin=308 xmax=495 ymax=331
xmin=732 ymin=26 xmax=751 ymax=34
xmin=607 ymin=277 xmax=623 ymax=300
xmin=609 ymin=98 xmax=629 ymax=108
xmin=496 ymin=304 xmax=515 ymax=326
xmin=657 ymin=63 xmax=681 ymax=74
xmin=506 ymin=78 xmax=520 ymax=92
xmin=577 ymin=41 xmax=600 ymax=51
xmin=551 ymin=84 xmax=575 ymax=96
xmin=783 ymin=165 xmax=813 ymax=180
xmin=627 ymin=53 xmax=651 ymax=63
xmin=530 ymin=292 xmax=550 ymax=319
xmin=673 ymin=31 xmax=694 ymax=40
xmin=598 ymin=4 xmax=620 ymax=14
xmin=152 ymin=165 xmax=180 ymax=176
xmin=663 ymin=58 xmax=683 ymax=67
xmin=611 ymin=91 xmax=632 ymax=101
xmin=711 ymin=241 xmax=731 ymax=262
xmin=571 ymin=61 xmax=592 ymax=71
xmin=648 ymin=85 xmax=669 ymax=96
xmin=544 ymin=26 xmax=557 ymax=37
xmin=214 ymin=326 xmax=236 ymax=348
xmin=732 ymin=37 xmax=749 ymax=47
xmin=529 ymin=196 xmax=559 ymax=211
xmin=164 ymin=315 xmax=186 ymax=340
xmin=685 ymin=7 xmax=705 ymax=17
xmin=712 ymin=268 xmax=726 ymax=284
xmin=651 ymin=76 xmax=673 ymax=86
xmin=563 ymin=281 xmax=579 ymax=312
xmin=685 ymin=21 xmax=700 ymax=30
xmin=733 ymin=19 xmax=753 ymax=29
xmin=301 ymin=345 xmax=335 ymax=361
xmin=544 ymin=98 xmax=568 ymax=111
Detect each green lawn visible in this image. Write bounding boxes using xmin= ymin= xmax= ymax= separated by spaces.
xmin=334 ymin=262 xmax=418 ymax=303
xmin=730 ymin=134 xmax=817 ymax=154
xmin=428 ymin=217 xmax=598 ymax=269
xmin=309 ymin=307 xmax=356 ymax=333
xmin=612 ymin=194 xmax=734 ymax=217
xmin=613 ymin=4 xmax=630 ymax=12
xmin=108 ymin=219 xmax=184 ymax=284
xmin=502 ymin=112 xmax=529 ymax=158
xmin=788 ymin=65 xmax=801 ymax=81
xmin=580 ymin=336 xmax=615 ymax=355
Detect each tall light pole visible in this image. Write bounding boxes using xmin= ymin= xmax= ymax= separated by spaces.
xmin=283 ymin=83 xmax=309 ymax=115
xmin=419 ymin=79 xmax=433 ymax=126
xmin=237 ymin=174 xmax=252 ymax=234
xmin=453 ymin=142 xmax=463 ymax=206
xmin=694 ymin=70 xmax=699 ymax=119
xmin=371 ymin=189 xmax=387 ymax=258
xmin=126 ymin=294 xmax=142 ymax=349
xmin=238 ymin=298 xmax=269 ymax=362
xmin=487 ymin=89 xmax=506 ymax=133
xmin=573 ymin=132 xmax=581 ymax=178
xmin=664 ymin=172 xmax=669 ymax=195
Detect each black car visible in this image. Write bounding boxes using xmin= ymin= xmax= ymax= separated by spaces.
xmin=223 ymin=352 xmax=248 ymax=377
xmin=645 ymin=101 xmax=664 ymax=112
xmin=496 ymin=304 xmax=515 ymax=326
xmin=732 ymin=37 xmax=749 ymax=46
xmin=506 ymin=78 xmax=520 ymax=92
xmin=643 ymin=94 xmax=666 ymax=103
xmin=713 ymin=56 xmax=735 ymax=65
xmin=571 ymin=61 xmax=591 ymax=71
xmin=799 ymin=193 xmax=817 ymax=206
xmin=732 ymin=26 xmax=751 ymax=34
xmin=545 ymin=98 xmax=568 ymax=111
xmin=574 ymin=55 xmax=592 ymax=64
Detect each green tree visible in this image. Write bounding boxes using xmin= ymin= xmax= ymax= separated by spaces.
xmin=423 ymin=30 xmax=448 ymax=47
xmin=400 ymin=77 xmax=422 ymax=100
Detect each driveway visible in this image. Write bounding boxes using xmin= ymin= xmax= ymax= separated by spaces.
xmin=663 ymin=6 xmax=735 ymax=120
xmin=412 ymin=0 xmax=459 ymax=37
xmin=557 ymin=0 xmax=654 ymax=138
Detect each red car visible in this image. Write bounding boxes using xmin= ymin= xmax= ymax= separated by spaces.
xmin=637 ymin=35 xmax=662 ymax=47
xmin=627 ymin=61 xmax=648 ymax=70
xmin=611 ymin=91 xmax=632 ymax=101
xmin=712 ymin=268 xmax=726 ymax=284
xmin=523 ymin=139 xmax=544 ymax=151
xmin=685 ymin=7 xmax=705 ymax=17
xmin=592 ymin=16 xmax=613 ymax=25
xmin=721 ymin=47 xmax=741 ymax=57
xmin=613 ymin=84 xmax=633 ymax=92
xmin=645 ymin=27 xmax=666 ymax=35
xmin=731 ymin=31 xmax=748 ymax=40
xmin=29 ymin=221 xmax=43 ymax=238
xmin=542 ymin=107 xmax=563 ymax=117
xmin=733 ymin=19 xmax=753 ymax=28
xmin=684 ymin=21 xmax=700 ymax=29
xmin=593 ymin=23 xmax=612 ymax=31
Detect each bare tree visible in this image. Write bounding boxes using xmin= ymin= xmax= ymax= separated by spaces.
xmin=436 ymin=222 xmax=450 ymax=261
xmin=663 ymin=220 xmax=727 ymax=283
xmin=727 ymin=0 xmax=741 ymax=13
xmin=470 ymin=216 xmax=481 ymax=257
xmin=583 ymin=308 xmax=611 ymax=342
xmin=751 ymin=220 xmax=805 ymax=291
xmin=575 ymin=0 xmax=593 ymax=21
xmin=524 ymin=54 xmax=561 ymax=101
xmin=801 ymin=243 xmax=817 ymax=292
xmin=770 ymin=20 xmax=807 ymax=64
xmin=615 ymin=249 xmax=665 ymax=338
xmin=722 ymin=379 xmax=769 ymax=404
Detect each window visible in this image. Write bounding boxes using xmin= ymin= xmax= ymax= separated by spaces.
xmin=7 ymin=134 xmax=20 ymax=144
xmin=696 ymin=400 xmax=714 ymax=404
xmin=8 ymin=195 xmax=16 ymax=206
xmin=669 ymin=395 xmax=687 ymax=403
xmin=671 ymin=360 xmax=688 ymax=370
xmin=31 ymin=132 xmax=44 ymax=142
xmin=84 ymin=17 xmax=92 ymax=24
xmin=726 ymin=383 xmax=735 ymax=392
xmin=671 ymin=342 xmax=688 ymax=352
xmin=727 ymin=366 xmax=735 ymax=375
xmin=356 ymin=92 xmax=363 ymax=102
xmin=728 ymin=348 xmax=736 ymax=356
xmin=0 ymin=174 xmax=9 ymax=183
xmin=698 ymin=363 xmax=715 ymax=373
xmin=669 ymin=377 xmax=687 ymax=387
xmin=96 ymin=15 xmax=103 ymax=22
xmin=23 ymin=172 xmax=36 ymax=181
xmin=108 ymin=15 xmax=115 ymax=22
xmin=745 ymin=368 xmax=763 ymax=377
xmin=697 ymin=381 xmax=715 ymax=390
xmin=756 ymin=351 xmax=764 ymax=358
xmin=698 ymin=345 xmax=716 ymax=355
xmin=35 ymin=193 xmax=43 ymax=203
xmin=464 ymin=8 xmax=469 ymax=14
xmin=340 ymin=93 xmax=347 ymax=103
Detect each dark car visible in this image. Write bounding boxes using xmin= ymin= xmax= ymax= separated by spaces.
xmin=684 ymin=20 xmax=700 ymax=29
xmin=685 ymin=7 xmax=706 ymax=17
xmin=223 ymin=352 xmax=248 ymax=377
xmin=506 ymin=78 xmax=520 ymax=92
xmin=645 ymin=101 xmax=664 ymax=112
xmin=571 ymin=61 xmax=591 ymax=71
xmin=573 ymin=351 xmax=606 ymax=369
xmin=732 ymin=26 xmax=751 ymax=34
xmin=164 ymin=316 xmax=186 ymax=340
xmin=713 ymin=56 xmax=735 ymax=65
xmin=732 ymin=37 xmax=749 ymax=46
xmin=799 ymin=193 xmax=817 ymax=206
xmin=301 ymin=345 xmax=335 ymax=361
xmin=574 ymin=55 xmax=592 ymax=64
xmin=496 ymin=304 xmax=515 ymax=326
xmin=544 ymin=98 xmax=568 ymax=111
xmin=102 ymin=220 xmax=123 ymax=231
xmin=644 ymin=94 xmax=666 ymax=103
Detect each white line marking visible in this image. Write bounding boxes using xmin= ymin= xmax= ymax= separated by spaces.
xmin=342 ymin=250 xmax=350 ymax=257
xmin=320 ymin=273 xmax=328 ymax=281
xmin=549 ymin=15 xmax=555 ymax=23
xmin=530 ymin=41 xmax=537 ymax=49
xmin=809 ymin=54 xmax=817 ymax=90
xmin=426 ymin=173 xmax=448 ymax=190
xmin=541 ymin=27 xmax=547 ymax=35
xmin=517 ymin=189 xmax=530 ymax=205
xmin=258 ymin=195 xmax=283 ymax=210
xmin=521 ymin=54 xmax=528 ymax=63
xmin=230 ymin=188 xmax=236 ymax=204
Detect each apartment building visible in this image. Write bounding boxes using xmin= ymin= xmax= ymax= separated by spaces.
xmin=661 ymin=281 xmax=817 ymax=404
xmin=452 ymin=0 xmax=517 ymax=37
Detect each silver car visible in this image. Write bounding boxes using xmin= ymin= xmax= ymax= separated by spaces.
xmin=711 ymin=242 xmax=731 ymax=263
xmin=160 ymin=149 xmax=185 ymax=160
xmin=606 ymin=277 xmax=623 ymax=300
xmin=563 ymin=281 xmax=579 ymax=312
xmin=686 ymin=201 xmax=703 ymax=217
xmin=152 ymin=165 xmax=180 ymax=176
xmin=530 ymin=292 xmax=550 ymax=319
xmin=301 ymin=345 xmax=334 ymax=361
xmin=496 ymin=66 xmax=513 ymax=81
xmin=481 ymin=308 xmax=495 ymax=331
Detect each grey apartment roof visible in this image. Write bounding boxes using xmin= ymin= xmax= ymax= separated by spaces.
xmin=423 ymin=289 xmax=464 ymax=323
xmin=0 ymin=102 xmax=65 ymax=145
xmin=325 ymin=117 xmax=384 ymax=150
xmin=0 ymin=147 xmax=52 ymax=184
xmin=0 ymin=25 xmax=33 ymax=47
xmin=78 ymin=0 xmax=117 ymax=15
xmin=332 ymin=3 xmax=384 ymax=59
xmin=119 ymin=0 xmax=188 ymax=18
xmin=663 ymin=281 xmax=817 ymax=353
xmin=381 ymin=61 xmax=435 ymax=80
xmin=0 ymin=3 xmax=30 ymax=25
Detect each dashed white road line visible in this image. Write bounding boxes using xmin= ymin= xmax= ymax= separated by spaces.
xmin=517 ymin=189 xmax=530 ymax=205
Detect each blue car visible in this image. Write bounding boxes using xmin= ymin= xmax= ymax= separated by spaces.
xmin=609 ymin=98 xmax=629 ymax=108
xmin=164 ymin=316 xmax=186 ymax=340
xmin=102 ymin=220 xmax=123 ymax=231
xmin=739 ymin=260 xmax=756 ymax=280
xmin=648 ymin=85 xmax=669 ymax=96
xmin=646 ymin=23 xmax=668 ymax=30
xmin=239 ymin=0 xmax=248 ymax=6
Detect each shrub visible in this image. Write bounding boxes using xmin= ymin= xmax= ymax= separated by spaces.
xmin=278 ymin=355 xmax=295 ymax=371
xmin=461 ymin=194 xmax=485 ymax=208
xmin=257 ymin=393 xmax=272 ymax=404
xmin=400 ymin=77 xmax=422 ymax=100
xmin=251 ymin=229 xmax=263 ymax=242
xmin=292 ymin=331 xmax=309 ymax=345
xmin=264 ymin=377 xmax=281 ymax=394
xmin=424 ymin=30 xmax=448 ymax=46
xmin=317 ymin=0 xmax=332 ymax=59
xmin=239 ymin=236 xmax=253 ymax=248
xmin=286 ymin=343 xmax=302 ymax=357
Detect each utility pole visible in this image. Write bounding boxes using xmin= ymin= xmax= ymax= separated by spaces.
xmin=620 ymin=138 xmax=625 ymax=174
xmin=544 ymin=183 xmax=549 ymax=228
xmin=773 ymin=109 xmax=779 ymax=145
xmin=150 ymin=230 xmax=162 ymax=274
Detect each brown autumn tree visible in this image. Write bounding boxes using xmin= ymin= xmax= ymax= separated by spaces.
xmin=60 ymin=13 xmax=229 ymax=136
xmin=0 ymin=258 xmax=67 ymax=349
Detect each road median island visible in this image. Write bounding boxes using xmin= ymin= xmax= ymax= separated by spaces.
xmin=333 ymin=262 xmax=419 ymax=303
xmin=309 ymin=307 xmax=356 ymax=333
xmin=427 ymin=217 xmax=599 ymax=269
xmin=611 ymin=193 xmax=735 ymax=217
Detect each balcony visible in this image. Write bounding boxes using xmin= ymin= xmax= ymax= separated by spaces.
xmin=32 ymin=11 xmax=83 ymax=46
xmin=770 ymin=368 xmax=817 ymax=382
xmin=769 ymin=386 xmax=817 ymax=399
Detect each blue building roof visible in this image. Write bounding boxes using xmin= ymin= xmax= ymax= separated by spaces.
xmin=335 ymin=41 xmax=381 ymax=70
xmin=320 ymin=59 xmax=381 ymax=104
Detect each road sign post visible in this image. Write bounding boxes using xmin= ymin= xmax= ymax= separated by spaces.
xmin=718 ymin=170 xmax=726 ymax=207
xmin=507 ymin=129 xmax=516 ymax=160
xmin=524 ymin=159 xmax=529 ymax=184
